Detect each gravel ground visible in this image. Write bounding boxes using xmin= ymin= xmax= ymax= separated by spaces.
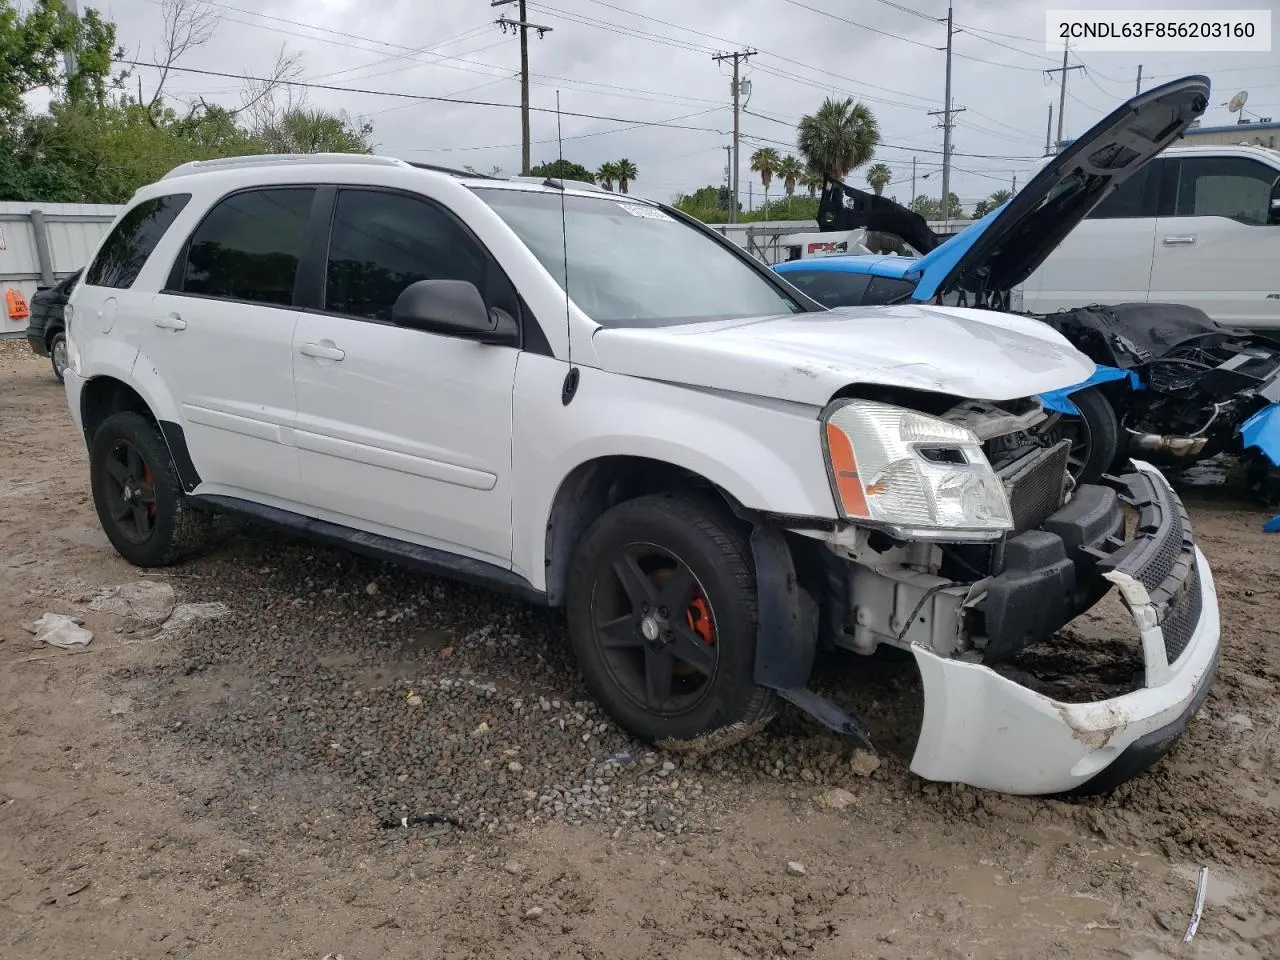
xmin=3 ymin=338 xmax=1279 ymax=959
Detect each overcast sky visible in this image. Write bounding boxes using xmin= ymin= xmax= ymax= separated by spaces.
xmin=81 ymin=0 xmax=1280 ymax=211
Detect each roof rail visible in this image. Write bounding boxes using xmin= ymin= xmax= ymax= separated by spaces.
xmin=508 ymin=175 xmax=608 ymax=192
xmin=160 ymin=153 xmax=411 ymax=180
xmin=403 ymin=161 xmax=502 ymax=179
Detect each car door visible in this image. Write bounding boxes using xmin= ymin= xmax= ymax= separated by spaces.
xmin=146 ymin=186 xmax=316 ymax=505
xmin=1148 ymin=154 xmax=1280 ymax=328
xmin=1020 ymin=162 xmax=1160 ymax=313
xmin=290 ymin=186 xmax=520 ymax=565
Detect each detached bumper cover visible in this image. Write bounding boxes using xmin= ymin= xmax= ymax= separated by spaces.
xmin=909 ymin=460 xmax=1220 ymax=796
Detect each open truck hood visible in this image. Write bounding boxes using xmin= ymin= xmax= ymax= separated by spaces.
xmin=911 ymin=74 xmax=1209 ymax=302
xmin=591 ymin=305 xmax=1095 ymax=407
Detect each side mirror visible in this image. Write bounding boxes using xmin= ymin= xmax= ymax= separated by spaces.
xmin=391 ymin=279 xmax=518 ymax=345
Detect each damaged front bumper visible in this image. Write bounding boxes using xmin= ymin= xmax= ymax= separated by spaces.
xmin=909 ymin=460 xmax=1220 ymax=795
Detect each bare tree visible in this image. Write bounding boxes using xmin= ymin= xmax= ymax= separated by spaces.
xmin=145 ymin=0 xmax=219 ymax=113
xmin=237 ymin=45 xmax=306 ymax=128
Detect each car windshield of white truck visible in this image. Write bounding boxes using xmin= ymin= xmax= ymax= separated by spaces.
xmin=472 ymin=187 xmax=805 ymax=327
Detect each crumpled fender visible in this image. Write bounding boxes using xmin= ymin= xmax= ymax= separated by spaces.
xmin=1038 ymin=364 xmax=1140 ymax=415
xmin=1241 ymin=403 xmax=1280 ymax=468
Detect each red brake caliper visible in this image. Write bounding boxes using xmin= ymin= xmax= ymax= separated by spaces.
xmin=686 ymin=595 xmax=715 ymax=645
xmin=142 ymin=465 xmax=157 ymax=520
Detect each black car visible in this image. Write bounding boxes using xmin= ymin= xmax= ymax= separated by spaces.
xmin=25 ymin=268 xmax=81 ymax=382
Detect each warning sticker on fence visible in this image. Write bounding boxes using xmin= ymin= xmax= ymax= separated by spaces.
xmin=615 ymin=202 xmax=674 ymax=221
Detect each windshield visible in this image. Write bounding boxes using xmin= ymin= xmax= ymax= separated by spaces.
xmin=472 ymin=187 xmax=806 ymax=327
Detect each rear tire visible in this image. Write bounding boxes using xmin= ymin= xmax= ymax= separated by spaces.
xmin=566 ymin=493 xmax=776 ymax=745
xmin=49 ymin=330 xmax=67 ymax=383
xmin=89 ymin=411 xmax=209 ymax=567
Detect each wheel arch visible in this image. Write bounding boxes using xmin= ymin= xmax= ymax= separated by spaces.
xmin=79 ymin=375 xmax=202 ymax=493
xmin=541 ymin=454 xmax=753 ymax=606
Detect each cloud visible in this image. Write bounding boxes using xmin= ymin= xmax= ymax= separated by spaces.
xmin=96 ymin=0 xmax=1280 ymax=210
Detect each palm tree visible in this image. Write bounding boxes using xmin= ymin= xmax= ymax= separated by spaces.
xmin=865 ymin=162 xmax=892 ymax=196
xmin=797 ymin=96 xmax=880 ymax=181
xmin=596 ymin=162 xmax=620 ymax=191
xmin=776 ymin=155 xmax=803 ymax=200
xmin=615 ymin=158 xmax=638 ymax=194
xmin=801 ymin=166 xmax=823 ymax=199
xmin=750 ymin=146 xmax=781 ymax=218
xmin=988 ymin=188 xmax=1012 ymax=206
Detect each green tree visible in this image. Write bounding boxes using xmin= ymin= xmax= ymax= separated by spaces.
xmin=252 ymin=107 xmax=373 ymax=154
xmin=989 ymin=188 xmax=1012 ymax=205
xmin=800 ymin=166 xmax=823 ymax=199
xmin=596 ymin=161 xmax=619 ymax=191
xmin=0 ymin=0 xmax=122 ymax=116
xmin=865 ymin=162 xmax=892 ymax=196
xmin=530 ymin=158 xmax=595 ymax=182
xmin=673 ymin=184 xmax=738 ymax=222
xmin=615 ymin=158 xmax=637 ymax=194
xmin=910 ymin=195 xmax=940 ymax=219
xmin=776 ymin=154 xmax=803 ymax=199
xmin=749 ymin=146 xmax=780 ymax=218
xmin=945 ymin=191 xmax=963 ymax=219
xmin=971 ymin=198 xmax=993 ymax=218
xmin=797 ymin=96 xmax=879 ymax=181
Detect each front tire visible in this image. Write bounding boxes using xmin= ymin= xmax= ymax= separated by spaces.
xmin=49 ymin=331 xmax=67 ymax=383
xmin=566 ymin=493 xmax=776 ymax=745
xmin=89 ymin=411 xmax=209 ymax=567
xmin=1049 ymin=387 xmax=1120 ymax=485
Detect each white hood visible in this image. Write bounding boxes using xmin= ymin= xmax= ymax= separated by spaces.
xmin=591 ymin=304 xmax=1096 ymax=407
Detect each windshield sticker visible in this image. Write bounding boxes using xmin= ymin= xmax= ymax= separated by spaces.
xmin=615 ymin=202 xmax=674 ymax=221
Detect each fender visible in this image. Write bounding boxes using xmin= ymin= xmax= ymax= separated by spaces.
xmin=1038 ymin=364 xmax=1140 ymax=415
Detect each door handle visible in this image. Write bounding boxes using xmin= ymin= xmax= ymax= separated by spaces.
xmin=299 ymin=341 xmax=345 ymax=361
xmin=1162 ymin=235 xmax=1197 ymax=246
xmin=154 ymin=314 xmax=186 ymax=330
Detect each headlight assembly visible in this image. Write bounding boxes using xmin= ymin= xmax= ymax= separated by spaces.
xmin=821 ymin=398 xmax=1013 ymax=541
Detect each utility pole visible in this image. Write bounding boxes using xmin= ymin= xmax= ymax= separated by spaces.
xmin=928 ymin=6 xmax=964 ymax=223
xmin=1044 ymin=104 xmax=1053 ymax=155
xmin=493 ymin=0 xmax=552 ymax=176
xmin=1011 ymin=173 xmax=1017 ymax=193
xmin=910 ymin=156 xmax=917 ymax=206
xmin=62 ymin=0 xmax=80 ymax=82
xmin=712 ymin=49 xmax=756 ymax=224
xmin=723 ymin=145 xmax=732 ymax=217
xmin=1045 ymin=43 xmax=1084 ymax=152
xmin=1136 ymin=64 xmax=1143 ymax=94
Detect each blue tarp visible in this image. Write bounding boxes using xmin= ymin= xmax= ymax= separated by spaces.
xmin=1241 ymin=403 xmax=1280 ymax=468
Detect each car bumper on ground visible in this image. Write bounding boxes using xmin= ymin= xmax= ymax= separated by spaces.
xmin=908 ymin=460 xmax=1221 ymax=796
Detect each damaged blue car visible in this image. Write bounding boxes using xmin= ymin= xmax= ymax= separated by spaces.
xmin=773 ymin=75 xmax=1280 ymax=500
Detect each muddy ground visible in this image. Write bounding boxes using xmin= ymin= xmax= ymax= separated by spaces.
xmin=1 ymin=337 xmax=1277 ymax=960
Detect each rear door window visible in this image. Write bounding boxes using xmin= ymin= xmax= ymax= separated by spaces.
xmin=1086 ymin=163 xmax=1160 ymax=219
xmin=176 ymin=187 xmax=316 ymax=307
xmin=85 ymin=194 xmax=191 ymax=289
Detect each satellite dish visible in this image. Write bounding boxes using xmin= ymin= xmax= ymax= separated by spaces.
xmin=1228 ymin=90 xmax=1249 ymax=113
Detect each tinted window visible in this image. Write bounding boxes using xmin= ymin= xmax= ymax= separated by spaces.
xmin=863 ymin=275 xmax=917 ymax=304
xmin=778 ymin=269 xmax=871 ymax=307
xmin=180 ymin=187 xmax=315 ymax=305
xmin=1174 ymin=157 xmax=1279 ymax=225
xmin=473 ymin=188 xmax=804 ymax=327
xmin=86 ymin=194 xmax=190 ymax=289
xmin=325 ymin=189 xmax=489 ymax=321
xmin=1087 ymin=165 xmax=1156 ymax=219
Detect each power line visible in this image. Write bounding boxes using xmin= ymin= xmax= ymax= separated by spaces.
xmin=117 ymin=60 xmax=735 ymax=133
xmin=404 ymin=107 xmax=725 ymax=152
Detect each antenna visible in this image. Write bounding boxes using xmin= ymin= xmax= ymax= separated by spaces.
xmin=556 ymin=90 xmax=579 ymax=405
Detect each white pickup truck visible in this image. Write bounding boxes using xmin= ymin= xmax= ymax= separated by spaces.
xmin=1020 ymin=143 xmax=1280 ymax=330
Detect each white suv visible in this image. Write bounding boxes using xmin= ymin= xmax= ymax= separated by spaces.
xmin=63 ymin=153 xmax=1221 ymax=796
xmin=1022 ymin=143 xmax=1280 ymax=329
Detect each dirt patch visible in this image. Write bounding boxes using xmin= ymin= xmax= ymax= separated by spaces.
xmin=3 ymin=338 xmax=1280 ymax=959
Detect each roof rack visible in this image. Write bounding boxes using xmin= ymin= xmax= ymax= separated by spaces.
xmin=160 ymin=153 xmax=412 ymax=180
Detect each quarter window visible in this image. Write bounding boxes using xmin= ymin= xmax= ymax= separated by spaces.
xmin=1173 ymin=157 xmax=1278 ymax=225
xmin=325 ymin=189 xmax=490 ymax=322
xmin=179 ymin=187 xmax=315 ymax=306
xmin=85 ymin=194 xmax=191 ymax=289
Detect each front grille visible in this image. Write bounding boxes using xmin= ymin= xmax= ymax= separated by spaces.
xmin=1159 ymin=564 xmax=1203 ymax=663
xmin=1000 ymin=440 xmax=1070 ymax=533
